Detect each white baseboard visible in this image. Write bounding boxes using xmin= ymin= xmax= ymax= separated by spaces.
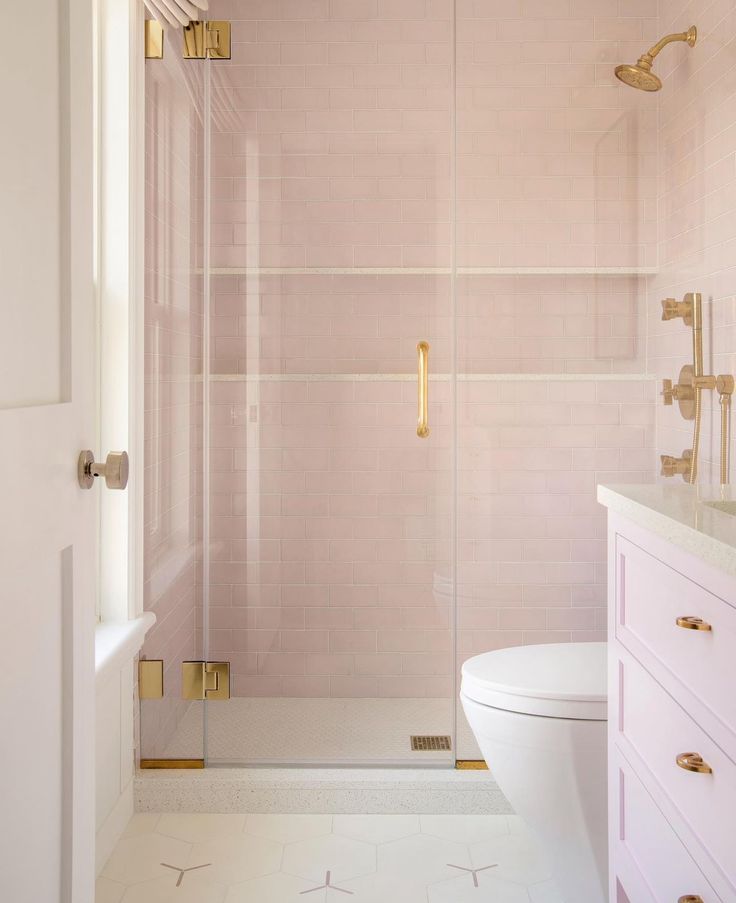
xmin=96 ymin=780 xmax=133 ymax=875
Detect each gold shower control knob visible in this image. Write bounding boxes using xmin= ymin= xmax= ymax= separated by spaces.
xmin=78 ymin=450 xmax=129 ymax=490
xmin=661 ymin=296 xmax=694 ymax=324
xmin=661 ymin=379 xmax=674 ymax=405
xmin=660 ymin=450 xmax=692 ymax=478
xmin=678 ymin=897 xmax=704 ymax=903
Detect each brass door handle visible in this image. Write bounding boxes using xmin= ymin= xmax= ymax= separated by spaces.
xmin=676 ymin=752 xmax=712 ymax=774
xmin=417 ymin=341 xmax=430 ymax=438
xmin=676 ymin=616 xmax=712 ymax=631
xmin=78 ymin=450 xmax=129 ymax=490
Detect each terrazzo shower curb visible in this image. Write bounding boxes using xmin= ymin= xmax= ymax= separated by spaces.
xmin=135 ymin=768 xmax=512 ymax=815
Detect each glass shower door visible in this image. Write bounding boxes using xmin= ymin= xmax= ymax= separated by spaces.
xmin=139 ymin=48 xmax=206 ymax=764
xmin=202 ymin=0 xmax=457 ymax=766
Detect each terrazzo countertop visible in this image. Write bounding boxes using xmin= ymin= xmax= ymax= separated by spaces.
xmin=597 ymin=483 xmax=736 ymax=577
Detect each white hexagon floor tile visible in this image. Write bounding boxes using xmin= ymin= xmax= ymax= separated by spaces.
xmin=470 ymin=833 xmax=552 ymax=886
xmin=377 ymin=833 xmax=471 ymax=886
xmin=333 ymin=814 xmax=420 ymax=844
xmin=428 ymin=873 xmax=532 ymax=903
xmin=245 ymin=814 xmax=333 ymax=844
xmin=420 ymin=814 xmax=510 ymax=845
xmin=119 ymin=873 xmax=228 ymax=903
xmin=339 ymin=871 xmax=429 ymax=903
xmin=528 ymin=878 xmax=565 ymax=902
xmin=95 ymin=877 xmax=126 ymax=903
xmin=191 ymin=833 xmax=284 ymax=885
xmin=223 ymin=872 xmax=316 ymax=903
xmin=101 ymin=834 xmax=193 ymax=886
xmin=156 ymin=814 xmax=246 ymax=844
xmin=281 ymin=833 xmax=376 ymax=884
xmin=98 ymin=812 xmax=560 ymax=903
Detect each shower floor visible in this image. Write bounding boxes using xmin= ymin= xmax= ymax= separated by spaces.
xmin=161 ymin=697 xmax=481 ymax=765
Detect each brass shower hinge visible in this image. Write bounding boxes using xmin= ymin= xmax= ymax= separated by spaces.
xmin=182 ymin=661 xmax=231 ymax=699
xmin=183 ymin=20 xmax=231 ymax=60
xmin=139 ymin=659 xmax=164 ymax=699
xmin=145 ymin=19 xmax=231 ymax=61
xmin=144 ymin=20 xmax=164 ymax=60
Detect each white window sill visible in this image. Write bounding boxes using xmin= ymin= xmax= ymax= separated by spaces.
xmin=95 ymin=612 xmax=156 ymax=684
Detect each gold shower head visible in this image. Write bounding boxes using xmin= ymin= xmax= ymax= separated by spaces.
xmin=615 ymin=26 xmax=697 ymax=92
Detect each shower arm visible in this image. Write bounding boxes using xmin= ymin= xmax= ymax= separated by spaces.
xmin=641 ymin=28 xmax=697 ymax=65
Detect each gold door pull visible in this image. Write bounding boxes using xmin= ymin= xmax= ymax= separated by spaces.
xmin=417 ymin=341 xmax=430 ymax=438
xmin=676 ymin=616 xmax=712 ymax=631
xmin=676 ymin=752 xmax=712 ymax=774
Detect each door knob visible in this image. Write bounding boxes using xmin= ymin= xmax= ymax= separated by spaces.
xmin=78 ymin=450 xmax=129 ymax=490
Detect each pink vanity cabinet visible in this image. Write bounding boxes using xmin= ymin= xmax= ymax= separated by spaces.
xmin=606 ymin=512 xmax=736 ymax=903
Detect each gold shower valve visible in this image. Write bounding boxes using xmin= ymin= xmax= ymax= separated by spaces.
xmin=661 ymin=379 xmax=674 ymax=405
xmin=661 ymin=450 xmax=693 ymax=479
xmin=661 ymin=366 xmax=695 ymax=419
xmin=661 ymin=297 xmax=694 ymax=325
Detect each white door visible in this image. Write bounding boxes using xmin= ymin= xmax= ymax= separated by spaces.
xmin=0 ymin=2 xmax=97 ymax=901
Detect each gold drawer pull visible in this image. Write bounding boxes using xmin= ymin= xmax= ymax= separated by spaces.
xmin=676 ymin=616 xmax=712 ymax=631
xmin=678 ymin=897 xmax=704 ymax=902
xmin=676 ymin=752 xmax=712 ymax=774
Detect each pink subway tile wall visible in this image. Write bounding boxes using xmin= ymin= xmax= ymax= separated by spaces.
xmin=199 ymin=0 xmax=660 ymax=703
xmin=457 ymin=377 xmax=655 ymax=664
xmin=649 ymin=0 xmax=736 ymax=483
xmin=141 ymin=54 xmax=205 ymax=757
xmin=206 ymin=374 xmax=654 ymax=698
xmin=456 ymin=0 xmax=658 ymax=269
xmin=458 ymin=274 xmax=645 ymax=374
xmin=208 ymin=0 xmax=453 ymax=270
xmin=206 ymin=376 xmax=454 ymax=698
xmin=210 ymin=272 xmax=453 ymax=375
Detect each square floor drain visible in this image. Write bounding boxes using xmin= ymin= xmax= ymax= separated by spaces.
xmin=411 ymin=735 xmax=452 ymax=751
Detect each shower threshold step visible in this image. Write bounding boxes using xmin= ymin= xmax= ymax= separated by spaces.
xmin=135 ymin=766 xmax=510 ymax=815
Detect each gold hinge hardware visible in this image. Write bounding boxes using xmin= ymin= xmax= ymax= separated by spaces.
xmin=140 ymin=759 xmax=205 ymax=769
xmin=182 ymin=661 xmax=230 ymax=700
xmin=183 ymin=20 xmax=231 ymax=60
xmin=139 ymin=659 xmax=164 ymax=699
xmin=144 ymin=20 xmax=164 ymax=60
xmin=455 ymin=760 xmax=489 ymax=770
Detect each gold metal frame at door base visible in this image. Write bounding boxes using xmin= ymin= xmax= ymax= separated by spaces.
xmin=455 ymin=760 xmax=488 ymax=770
xmin=139 ymin=759 xmax=205 ymax=769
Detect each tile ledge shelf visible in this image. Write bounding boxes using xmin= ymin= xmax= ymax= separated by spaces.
xmin=207 ymin=372 xmax=653 ymax=382
xmin=206 ymin=266 xmax=657 ymax=276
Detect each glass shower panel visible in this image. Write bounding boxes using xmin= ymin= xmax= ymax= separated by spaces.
xmin=140 ymin=50 xmax=206 ymax=763
xmin=454 ymin=2 xmax=657 ymax=759
xmin=204 ymin=0 xmax=456 ymax=765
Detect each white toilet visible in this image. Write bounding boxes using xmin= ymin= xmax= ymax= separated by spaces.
xmin=461 ymin=642 xmax=607 ymax=903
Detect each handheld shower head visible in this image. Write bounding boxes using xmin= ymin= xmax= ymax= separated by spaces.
xmin=615 ymin=26 xmax=696 ymax=92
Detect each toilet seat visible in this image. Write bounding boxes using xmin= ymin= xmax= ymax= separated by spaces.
xmin=461 ymin=642 xmax=607 ymax=721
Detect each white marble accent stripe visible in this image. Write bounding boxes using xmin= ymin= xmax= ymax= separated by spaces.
xmin=208 ymin=266 xmax=656 ymax=277
xmin=208 ymin=372 xmax=653 ymax=382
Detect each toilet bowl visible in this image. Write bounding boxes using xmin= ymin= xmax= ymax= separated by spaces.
xmin=461 ymin=642 xmax=607 ymax=903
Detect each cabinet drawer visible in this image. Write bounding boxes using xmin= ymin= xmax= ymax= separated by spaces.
xmin=613 ymin=751 xmax=722 ymax=902
xmin=616 ymin=535 xmax=736 ymax=733
xmin=619 ymin=654 xmax=736 ymax=888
